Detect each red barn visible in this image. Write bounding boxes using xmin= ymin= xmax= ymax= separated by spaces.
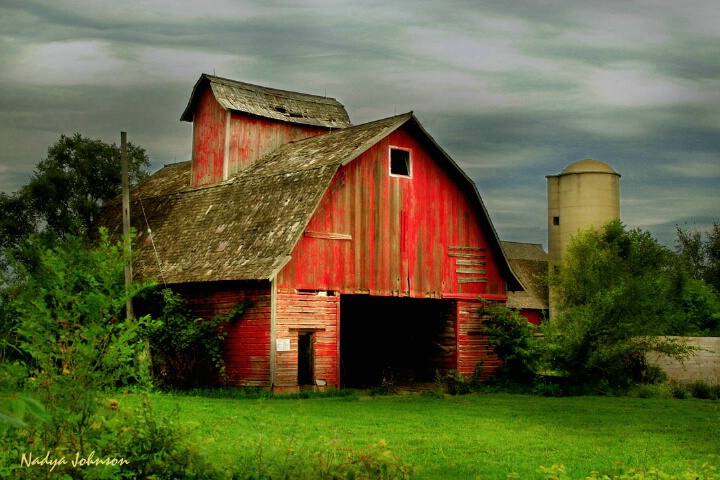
xmin=102 ymin=74 xmax=522 ymax=391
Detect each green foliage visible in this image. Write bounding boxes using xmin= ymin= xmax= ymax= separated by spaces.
xmin=546 ymin=220 xmax=698 ymax=390
xmin=481 ymin=302 xmax=540 ymax=384
xmin=137 ymin=287 xmax=250 ymax=389
xmin=107 ymin=396 xmax=225 ymax=479
xmin=0 ymin=230 xmax=152 ymax=467
xmin=686 ymin=380 xmax=720 ymax=400
xmin=433 ymin=365 xmax=484 ymax=396
xmin=0 ymin=133 xmax=149 ymax=247
xmin=669 ymin=275 xmax=720 ymax=335
xmin=0 ymin=232 xmax=226 ymax=478
xmin=676 ymin=221 xmax=720 ymax=294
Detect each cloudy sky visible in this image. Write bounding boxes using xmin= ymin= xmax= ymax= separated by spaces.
xmin=1 ymin=0 xmax=718 ymax=248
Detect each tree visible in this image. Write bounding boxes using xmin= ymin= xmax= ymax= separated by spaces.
xmin=0 ymin=133 xmax=149 ymax=252
xmin=545 ymin=220 xmax=696 ymax=390
xmin=676 ymin=221 xmax=720 ymax=293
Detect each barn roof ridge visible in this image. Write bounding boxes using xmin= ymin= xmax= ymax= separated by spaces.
xmin=180 ymin=73 xmax=352 ymax=128
xmin=99 ymin=108 xmax=520 ymax=289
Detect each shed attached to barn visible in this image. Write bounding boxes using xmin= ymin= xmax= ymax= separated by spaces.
xmin=99 ymin=74 xmax=523 ymax=391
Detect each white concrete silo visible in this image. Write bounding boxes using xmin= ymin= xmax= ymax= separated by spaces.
xmin=546 ymin=159 xmax=621 ymax=267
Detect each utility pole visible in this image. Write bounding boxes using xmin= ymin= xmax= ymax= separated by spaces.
xmin=121 ymin=131 xmax=134 ymax=320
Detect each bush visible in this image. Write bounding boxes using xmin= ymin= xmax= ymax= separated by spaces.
xmin=0 ymin=231 xmax=224 ymax=478
xmin=137 ymin=287 xmax=250 ymax=389
xmin=480 ymin=302 xmax=540 ymax=385
xmin=687 ymin=380 xmax=720 ymax=400
xmin=546 ymin=221 xmax=699 ymax=391
xmin=670 ymin=382 xmax=690 ymax=399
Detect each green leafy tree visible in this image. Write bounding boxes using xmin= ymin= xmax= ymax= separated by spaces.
xmin=3 ymin=230 xmax=153 ymax=447
xmin=676 ymin=221 xmax=720 ymax=293
xmin=545 ymin=220 xmax=695 ymax=390
xmin=0 ymin=133 xmax=149 ymax=253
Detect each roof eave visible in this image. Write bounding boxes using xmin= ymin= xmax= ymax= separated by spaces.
xmin=406 ymin=115 xmax=524 ymax=292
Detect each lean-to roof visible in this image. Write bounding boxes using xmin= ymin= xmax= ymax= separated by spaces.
xmin=501 ymin=241 xmax=548 ymax=310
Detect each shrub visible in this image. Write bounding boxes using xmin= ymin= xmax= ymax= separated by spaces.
xmin=138 ymin=287 xmax=250 ymax=389
xmin=670 ymin=382 xmax=689 ymax=399
xmin=480 ymin=302 xmax=540 ymax=384
xmin=546 ymin=221 xmax=699 ymax=391
xmin=687 ymin=380 xmax=720 ymax=400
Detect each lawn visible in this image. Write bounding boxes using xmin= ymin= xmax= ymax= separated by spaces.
xmin=135 ymin=391 xmax=720 ymax=479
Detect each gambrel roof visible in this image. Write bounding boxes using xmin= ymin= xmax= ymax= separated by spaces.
xmin=99 ymin=113 xmax=521 ymax=290
xmin=180 ymin=74 xmax=352 ymax=129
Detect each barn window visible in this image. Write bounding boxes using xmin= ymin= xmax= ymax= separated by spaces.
xmin=390 ymin=147 xmax=411 ymax=177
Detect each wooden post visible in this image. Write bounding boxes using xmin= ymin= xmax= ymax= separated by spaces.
xmin=121 ymin=131 xmax=134 ymax=320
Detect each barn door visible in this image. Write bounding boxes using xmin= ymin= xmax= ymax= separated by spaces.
xmin=298 ymin=332 xmax=315 ymax=386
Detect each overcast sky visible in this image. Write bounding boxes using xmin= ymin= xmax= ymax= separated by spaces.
xmin=1 ymin=0 xmax=718 ymax=249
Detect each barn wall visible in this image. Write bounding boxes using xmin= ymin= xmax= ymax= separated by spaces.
xmin=190 ymin=88 xmax=227 ymax=187
xmin=173 ymin=280 xmax=272 ymax=387
xmin=190 ymin=86 xmax=331 ymax=187
xmin=520 ymin=308 xmax=544 ymax=326
xmin=278 ymin=126 xmax=507 ymax=298
xmin=457 ymin=300 xmax=501 ymax=380
xmin=226 ymin=112 xmax=328 ymax=176
xmin=274 ymin=289 xmax=340 ymax=390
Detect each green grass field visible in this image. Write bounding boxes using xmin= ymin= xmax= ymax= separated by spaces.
xmin=140 ymin=391 xmax=719 ymax=479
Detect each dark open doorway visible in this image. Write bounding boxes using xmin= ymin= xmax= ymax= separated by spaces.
xmin=340 ymin=295 xmax=455 ymax=388
xmin=298 ymin=332 xmax=315 ymax=386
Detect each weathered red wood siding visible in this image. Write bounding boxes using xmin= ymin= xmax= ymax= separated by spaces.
xmin=274 ymin=290 xmax=340 ymax=390
xmin=189 ymin=87 xmax=329 ymax=187
xmin=457 ymin=300 xmax=501 ymax=379
xmin=190 ymin=88 xmax=227 ymax=187
xmin=226 ymin=112 xmax=327 ymax=176
xmin=519 ymin=308 xmax=544 ymax=326
xmin=173 ymin=280 xmax=272 ymax=387
xmin=278 ymin=126 xmax=507 ymax=298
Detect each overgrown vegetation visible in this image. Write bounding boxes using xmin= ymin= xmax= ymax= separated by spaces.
xmin=481 ymin=302 xmax=540 ymax=385
xmin=136 ymin=287 xmax=250 ymax=389
xmin=0 ymin=231 xmax=223 ymax=478
xmin=544 ymin=220 xmax=709 ymax=391
xmin=0 ymin=133 xmax=149 ymax=256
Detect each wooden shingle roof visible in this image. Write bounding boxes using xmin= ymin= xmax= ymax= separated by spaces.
xmin=180 ymin=74 xmax=352 ymax=129
xmin=501 ymin=241 xmax=548 ymax=310
xmin=99 ymin=112 xmax=521 ymax=290
xmin=100 ymin=114 xmax=409 ymax=284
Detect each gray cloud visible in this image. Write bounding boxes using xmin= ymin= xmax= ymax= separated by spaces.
xmin=1 ymin=0 xmax=718 ymax=250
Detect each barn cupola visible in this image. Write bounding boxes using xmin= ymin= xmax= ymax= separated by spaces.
xmin=181 ymin=74 xmax=352 ymax=187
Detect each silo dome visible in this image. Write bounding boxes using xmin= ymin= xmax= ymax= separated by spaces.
xmin=560 ymin=159 xmax=619 ymax=176
xmin=546 ymin=159 xmax=621 ymax=267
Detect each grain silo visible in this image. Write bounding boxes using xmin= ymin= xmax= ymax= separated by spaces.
xmin=546 ymin=159 xmax=620 ymax=267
